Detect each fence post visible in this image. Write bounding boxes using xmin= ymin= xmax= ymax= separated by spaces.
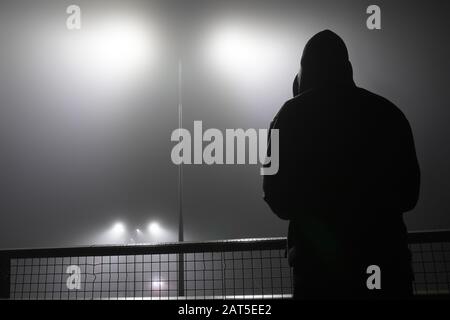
xmin=0 ymin=255 xmax=10 ymax=299
xmin=178 ymin=253 xmax=185 ymax=297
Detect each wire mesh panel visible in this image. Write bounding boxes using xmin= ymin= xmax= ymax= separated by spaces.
xmin=1 ymin=231 xmax=450 ymax=300
xmin=409 ymin=231 xmax=450 ymax=295
xmin=9 ymin=255 xmax=181 ymax=300
xmin=182 ymin=250 xmax=292 ymax=299
xmin=3 ymin=239 xmax=292 ymax=300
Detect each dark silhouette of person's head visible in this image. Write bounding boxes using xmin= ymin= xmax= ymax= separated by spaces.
xmin=294 ymin=30 xmax=354 ymax=96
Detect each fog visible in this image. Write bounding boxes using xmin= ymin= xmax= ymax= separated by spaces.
xmin=0 ymin=0 xmax=449 ymax=248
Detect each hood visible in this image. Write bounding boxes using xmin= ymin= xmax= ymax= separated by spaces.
xmin=294 ymin=30 xmax=355 ymax=96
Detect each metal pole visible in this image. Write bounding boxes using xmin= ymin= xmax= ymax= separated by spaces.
xmin=0 ymin=255 xmax=10 ymax=299
xmin=177 ymin=60 xmax=185 ymax=297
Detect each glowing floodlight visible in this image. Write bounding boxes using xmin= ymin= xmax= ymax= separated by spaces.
xmin=88 ymin=20 xmax=151 ymax=75
xmin=206 ymin=22 xmax=283 ymax=84
xmin=63 ymin=15 xmax=159 ymax=83
xmin=148 ymin=222 xmax=162 ymax=235
xmin=111 ymin=222 xmax=125 ymax=235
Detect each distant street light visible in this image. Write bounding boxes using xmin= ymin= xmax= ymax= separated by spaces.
xmin=111 ymin=222 xmax=125 ymax=235
xmin=148 ymin=222 xmax=162 ymax=235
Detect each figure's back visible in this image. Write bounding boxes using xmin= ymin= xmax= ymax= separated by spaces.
xmin=263 ymin=30 xmax=420 ymax=298
xmin=282 ymin=86 xmax=413 ymax=212
xmin=272 ymin=86 xmax=419 ymax=298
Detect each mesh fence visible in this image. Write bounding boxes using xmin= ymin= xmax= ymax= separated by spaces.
xmin=1 ymin=239 xmax=292 ymax=300
xmin=1 ymin=231 xmax=449 ymax=300
xmin=409 ymin=231 xmax=450 ymax=295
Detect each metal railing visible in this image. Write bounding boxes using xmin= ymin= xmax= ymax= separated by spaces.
xmin=0 ymin=230 xmax=449 ymax=300
xmin=0 ymin=238 xmax=291 ymax=300
xmin=408 ymin=230 xmax=450 ymax=296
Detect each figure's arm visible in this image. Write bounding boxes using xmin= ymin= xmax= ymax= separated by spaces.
xmin=393 ymin=115 xmax=421 ymax=212
xmin=263 ymin=105 xmax=296 ymax=220
xmin=379 ymin=109 xmax=421 ymax=213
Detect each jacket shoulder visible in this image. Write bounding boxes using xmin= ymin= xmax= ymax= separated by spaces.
xmin=356 ymin=87 xmax=408 ymax=121
xmin=273 ymin=89 xmax=316 ymax=123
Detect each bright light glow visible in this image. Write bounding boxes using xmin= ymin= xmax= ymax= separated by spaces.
xmin=86 ymin=20 xmax=152 ymax=76
xmin=111 ymin=222 xmax=125 ymax=235
xmin=151 ymin=281 xmax=166 ymax=290
xmin=151 ymin=277 xmax=167 ymax=290
xmin=63 ymin=15 xmax=159 ymax=83
xmin=206 ymin=22 xmax=283 ymax=85
xmin=90 ymin=219 xmax=176 ymax=245
xmin=148 ymin=222 xmax=161 ymax=235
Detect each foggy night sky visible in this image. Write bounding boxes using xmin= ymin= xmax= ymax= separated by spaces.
xmin=0 ymin=0 xmax=449 ymax=248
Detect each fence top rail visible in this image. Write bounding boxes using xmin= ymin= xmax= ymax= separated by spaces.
xmin=0 ymin=229 xmax=449 ymax=259
xmin=407 ymin=229 xmax=450 ymax=243
xmin=0 ymin=237 xmax=287 ymax=258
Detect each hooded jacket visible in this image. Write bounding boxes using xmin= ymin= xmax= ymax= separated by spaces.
xmin=263 ymin=30 xmax=420 ymax=298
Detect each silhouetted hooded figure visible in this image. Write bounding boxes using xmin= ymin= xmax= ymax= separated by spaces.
xmin=263 ymin=30 xmax=420 ymax=299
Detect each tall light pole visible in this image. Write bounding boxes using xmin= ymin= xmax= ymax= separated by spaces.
xmin=177 ymin=60 xmax=185 ymax=296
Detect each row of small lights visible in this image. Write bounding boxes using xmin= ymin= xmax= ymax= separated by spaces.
xmin=112 ymin=221 xmax=161 ymax=234
xmin=111 ymin=222 xmax=163 ymax=244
